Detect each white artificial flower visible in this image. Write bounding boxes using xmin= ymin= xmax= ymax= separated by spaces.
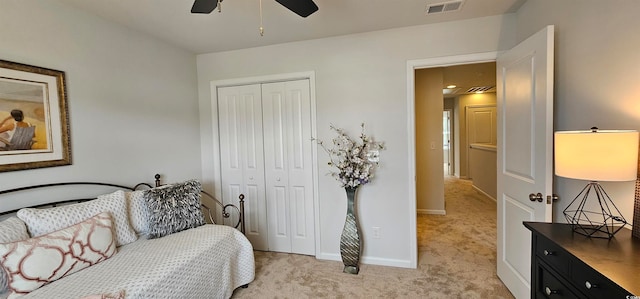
xmin=313 ymin=123 xmax=385 ymax=188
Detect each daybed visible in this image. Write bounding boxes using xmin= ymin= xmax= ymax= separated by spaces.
xmin=0 ymin=176 xmax=254 ymax=299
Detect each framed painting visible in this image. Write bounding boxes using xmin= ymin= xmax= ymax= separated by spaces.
xmin=0 ymin=59 xmax=71 ymax=172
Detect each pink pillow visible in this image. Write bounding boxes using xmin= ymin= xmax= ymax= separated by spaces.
xmin=0 ymin=212 xmax=116 ymax=297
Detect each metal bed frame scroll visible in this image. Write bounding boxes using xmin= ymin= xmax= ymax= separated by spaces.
xmin=152 ymin=174 xmax=246 ymax=234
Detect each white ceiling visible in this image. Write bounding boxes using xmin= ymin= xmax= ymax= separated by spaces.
xmin=57 ymin=0 xmax=526 ymax=54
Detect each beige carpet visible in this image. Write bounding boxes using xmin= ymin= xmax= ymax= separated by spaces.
xmin=232 ymin=177 xmax=514 ymax=298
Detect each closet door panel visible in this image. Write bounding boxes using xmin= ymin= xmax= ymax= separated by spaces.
xmin=267 ymin=185 xmax=291 ymax=252
xmin=262 ymin=84 xmax=292 ymax=253
xmin=245 ymin=184 xmax=262 ymax=234
xmin=217 ymin=84 xmax=268 ymax=250
xmin=284 ymin=80 xmax=315 ymax=255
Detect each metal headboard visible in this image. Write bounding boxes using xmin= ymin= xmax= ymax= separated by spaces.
xmin=0 ymin=175 xmax=246 ymax=234
xmin=0 ymin=182 xmax=151 ymax=217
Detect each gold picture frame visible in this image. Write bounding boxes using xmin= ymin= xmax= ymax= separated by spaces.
xmin=0 ymin=59 xmax=71 ymax=172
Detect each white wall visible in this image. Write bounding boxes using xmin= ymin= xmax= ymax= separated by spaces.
xmin=516 ymin=0 xmax=640 ymax=225
xmin=0 ymin=0 xmax=200 ymax=212
xmin=197 ymin=15 xmax=516 ymax=267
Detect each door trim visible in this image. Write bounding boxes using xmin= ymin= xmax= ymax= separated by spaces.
xmin=406 ymin=52 xmax=498 ymax=268
xmin=206 ymin=71 xmax=320 ymax=257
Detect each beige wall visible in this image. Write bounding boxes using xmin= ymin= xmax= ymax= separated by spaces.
xmin=415 ymin=68 xmax=445 ymax=214
xmin=469 ymin=145 xmax=497 ymax=199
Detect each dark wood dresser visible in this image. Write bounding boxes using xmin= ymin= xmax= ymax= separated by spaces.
xmin=524 ymin=222 xmax=639 ymax=298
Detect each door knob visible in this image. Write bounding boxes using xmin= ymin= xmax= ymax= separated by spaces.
xmin=545 ymin=286 xmax=557 ymax=295
xmin=585 ymin=281 xmax=597 ymax=289
xmin=529 ymin=193 xmax=543 ymax=202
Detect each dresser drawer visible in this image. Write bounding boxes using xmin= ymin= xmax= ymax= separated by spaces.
xmin=525 ymin=222 xmax=639 ymax=299
xmin=538 ymin=265 xmax=580 ymax=298
xmin=535 ymin=235 xmax=570 ymax=275
xmin=570 ymin=261 xmax=630 ymax=298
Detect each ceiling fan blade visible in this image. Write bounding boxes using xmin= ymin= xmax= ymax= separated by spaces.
xmin=191 ymin=0 xmax=219 ymax=14
xmin=275 ymin=0 xmax=318 ymax=18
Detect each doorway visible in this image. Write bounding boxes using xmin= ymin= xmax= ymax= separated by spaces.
xmin=414 ymin=61 xmax=499 ymax=275
xmin=443 ymin=110 xmax=452 ymax=176
xmin=406 ymin=52 xmax=498 ymax=268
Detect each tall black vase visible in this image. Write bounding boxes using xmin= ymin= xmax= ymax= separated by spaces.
xmin=340 ymin=186 xmax=361 ymax=274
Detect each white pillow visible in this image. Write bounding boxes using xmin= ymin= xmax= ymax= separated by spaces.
xmin=0 ymin=217 xmax=30 ymax=294
xmin=17 ymin=190 xmax=137 ymax=246
xmin=125 ymin=190 xmax=149 ymax=235
xmin=0 ymin=212 xmax=116 ymax=298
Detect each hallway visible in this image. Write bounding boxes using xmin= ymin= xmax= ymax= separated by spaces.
xmin=417 ymin=176 xmax=512 ymax=297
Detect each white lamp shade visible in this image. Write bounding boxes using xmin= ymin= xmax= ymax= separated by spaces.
xmin=554 ymin=130 xmax=639 ymax=181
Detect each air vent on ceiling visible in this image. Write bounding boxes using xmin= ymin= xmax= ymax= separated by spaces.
xmin=425 ymin=1 xmax=464 ymax=15
xmin=467 ymin=86 xmax=495 ymax=93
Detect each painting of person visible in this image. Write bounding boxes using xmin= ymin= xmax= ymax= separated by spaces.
xmin=0 ymin=109 xmax=34 ymax=149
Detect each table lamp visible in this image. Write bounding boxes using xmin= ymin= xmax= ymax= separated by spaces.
xmin=555 ymin=128 xmax=639 ymax=239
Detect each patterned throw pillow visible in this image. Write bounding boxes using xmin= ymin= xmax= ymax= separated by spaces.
xmin=125 ymin=190 xmax=150 ymax=235
xmin=0 ymin=212 xmax=116 ymax=298
xmin=143 ymin=179 xmax=205 ymax=239
xmin=0 ymin=217 xmax=30 ymax=294
xmin=0 ymin=217 xmax=29 ymax=243
xmin=17 ymin=190 xmax=137 ymax=246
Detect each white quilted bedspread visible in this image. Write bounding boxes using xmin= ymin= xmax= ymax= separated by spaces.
xmin=12 ymin=224 xmax=255 ymax=299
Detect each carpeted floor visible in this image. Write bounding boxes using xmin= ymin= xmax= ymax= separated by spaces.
xmin=232 ymin=177 xmax=514 ymax=298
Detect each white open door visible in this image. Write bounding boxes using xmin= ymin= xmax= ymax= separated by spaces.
xmin=496 ymin=25 xmax=555 ymax=298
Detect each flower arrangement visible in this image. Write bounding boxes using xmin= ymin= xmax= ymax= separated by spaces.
xmin=313 ymin=123 xmax=384 ymax=189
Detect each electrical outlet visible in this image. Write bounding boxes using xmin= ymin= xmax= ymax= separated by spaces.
xmin=372 ymin=227 xmax=381 ymax=239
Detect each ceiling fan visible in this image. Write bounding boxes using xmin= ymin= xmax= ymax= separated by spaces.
xmin=191 ymin=0 xmax=319 ymax=18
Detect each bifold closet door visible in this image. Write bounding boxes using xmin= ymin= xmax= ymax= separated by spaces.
xmin=262 ymin=80 xmax=315 ymax=255
xmin=217 ymin=84 xmax=269 ymax=250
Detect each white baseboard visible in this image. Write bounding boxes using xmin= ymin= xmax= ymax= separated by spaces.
xmin=315 ymin=252 xmax=341 ymax=262
xmin=471 ymin=185 xmax=497 ymax=202
xmin=316 ymin=252 xmax=414 ymax=269
xmin=417 ymin=209 xmax=446 ymax=215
